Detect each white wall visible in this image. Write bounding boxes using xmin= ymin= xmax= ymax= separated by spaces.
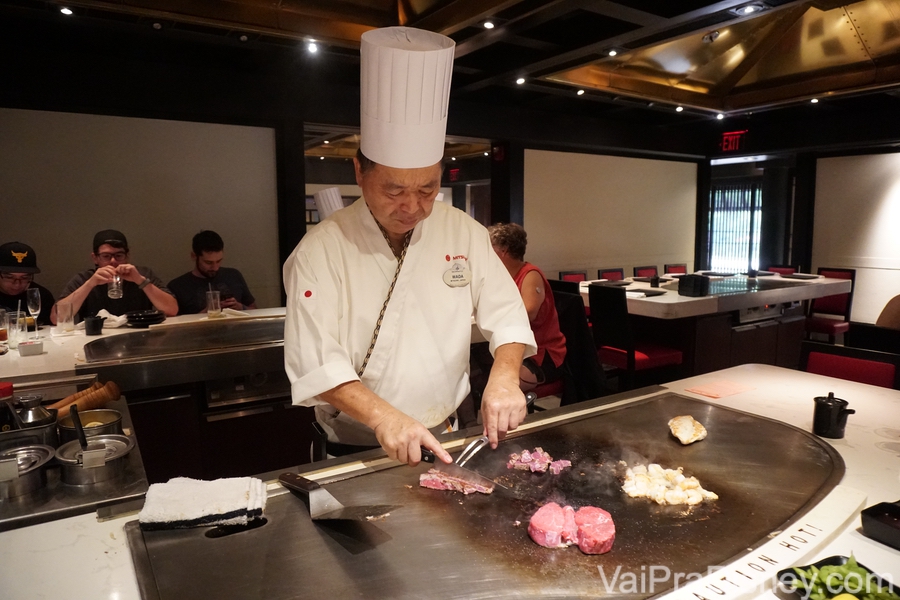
xmin=814 ymin=153 xmax=900 ymax=323
xmin=524 ymin=149 xmax=697 ymax=278
xmin=0 ymin=108 xmax=282 ymax=308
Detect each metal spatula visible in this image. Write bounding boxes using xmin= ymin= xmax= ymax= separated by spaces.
xmin=279 ymin=472 xmax=401 ymax=521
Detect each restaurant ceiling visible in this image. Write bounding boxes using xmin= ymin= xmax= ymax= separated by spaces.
xmin=9 ymin=0 xmax=900 ymax=121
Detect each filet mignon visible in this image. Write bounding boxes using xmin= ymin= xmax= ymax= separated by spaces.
xmin=527 ymin=502 xmax=577 ymax=548
xmin=574 ymin=506 xmax=616 ymax=555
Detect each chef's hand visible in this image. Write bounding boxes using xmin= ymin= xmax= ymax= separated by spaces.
xmin=88 ymin=265 xmax=117 ymax=287
xmin=373 ymin=410 xmax=452 ymax=467
xmin=480 ymin=342 xmax=528 ymax=449
xmin=115 ymin=264 xmax=144 ymax=284
xmin=480 ymin=380 xmax=527 ymax=449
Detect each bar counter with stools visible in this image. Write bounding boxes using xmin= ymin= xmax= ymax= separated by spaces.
xmin=579 ymin=273 xmax=852 ymax=376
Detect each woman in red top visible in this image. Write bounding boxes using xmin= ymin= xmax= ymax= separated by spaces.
xmin=485 ymin=223 xmax=567 ymax=390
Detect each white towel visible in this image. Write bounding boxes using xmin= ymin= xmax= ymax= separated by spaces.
xmin=138 ymin=476 xmax=267 ymax=530
xmin=626 ymin=291 xmax=647 ymax=299
xmin=97 ymin=309 xmax=128 ymax=328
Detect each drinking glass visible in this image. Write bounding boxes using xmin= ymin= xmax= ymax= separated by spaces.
xmin=108 ymin=273 xmax=123 ymax=299
xmin=26 ymin=288 xmax=41 ymax=341
xmin=8 ymin=311 xmax=25 ymax=349
xmin=0 ymin=310 xmax=8 ymax=346
xmin=206 ymin=290 xmax=222 ymax=318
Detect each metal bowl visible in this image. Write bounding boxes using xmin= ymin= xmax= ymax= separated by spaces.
xmin=0 ymin=444 xmax=55 ymax=499
xmin=55 ymin=434 xmax=134 ymax=485
xmin=57 ymin=409 xmax=123 ymax=444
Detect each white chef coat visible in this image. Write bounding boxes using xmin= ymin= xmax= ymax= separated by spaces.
xmin=283 ymin=197 xmax=536 ymax=445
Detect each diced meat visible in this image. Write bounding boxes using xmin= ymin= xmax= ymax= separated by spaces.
xmin=527 ymin=502 xmax=577 ymax=548
xmin=528 ymin=503 xmax=616 ymax=555
xmin=574 ymin=506 xmax=616 ymax=555
xmin=508 ymin=447 xmax=570 ymax=473
xmin=419 ymin=468 xmax=493 ymax=495
xmin=549 ymin=459 xmax=572 ymax=475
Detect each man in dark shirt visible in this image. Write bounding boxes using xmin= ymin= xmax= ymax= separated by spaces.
xmin=0 ymin=242 xmax=55 ymax=325
xmin=53 ymin=229 xmax=177 ymax=322
xmin=167 ymin=230 xmax=257 ymax=314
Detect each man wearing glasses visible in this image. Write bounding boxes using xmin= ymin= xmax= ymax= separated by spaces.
xmin=53 ymin=229 xmax=177 ymax=322
xmin=0 ymin=242 xmax=55 ymax=325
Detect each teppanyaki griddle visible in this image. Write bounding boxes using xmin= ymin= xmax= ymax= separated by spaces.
xmin=126 ymin=392 xmax=844 ymax=600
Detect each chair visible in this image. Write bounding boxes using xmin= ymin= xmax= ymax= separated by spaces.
xmin=845 ymin=322 xmax=900 ymax=354
xmin=664 ymin=264 xmax=687 ymax=275
xmin=548 ymin=279 xmax=579 ymax=294
xmin=633 ymin=265 xmax=658 ymax=278
xmin=768 ymin=265 xmax=799 ymax=275
xmin=559 ymin=270 xmax=587 ymax=282
xmin=800 ymin=341 xmax=900 ymax=389
xmin=541 ymin=290 xmax=609 ymax=405
xmin=875 ymin=294 xmax=900 ymax=331
xmin=598 ymin=268 xmax=625 ymax=281
xmin=587 ymin=284 xmax=682 ymax=391
xmin=806 ymin=267 xmax=856 ymax=343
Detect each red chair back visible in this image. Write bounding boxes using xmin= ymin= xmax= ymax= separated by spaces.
xmin=633 ymin=265 xmax=658 ymax=278
xmin=806 ymin=352 xmax=896 ymax=388
xmin=560 ymin=271 xmax=587 ymax=283
xmin=768 ymin=265 xmax=797 ymax=275
xmin=598 ymin=268 xmax=624 ymax=281
xmin=810 ymin=268 xmax=855 ymax=319
xmin=664 ymin=264 xmax=687 ymax=274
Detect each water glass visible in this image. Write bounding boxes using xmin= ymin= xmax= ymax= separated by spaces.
xmin=0 ymin=310 xmax=7 ymax=345
xmin=57 ymin=302 xmax=75 ymax=333
xmin=108 ymin=274 xmax=123 ymax=299
xmin=7 ymin=311 xmax=26 ymax=349
xmin=206 ymin=290 xmax=222 ymax=318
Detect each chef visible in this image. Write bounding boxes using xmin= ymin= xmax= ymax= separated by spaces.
xmin=283 ymin=26 xmax=536 ymax=466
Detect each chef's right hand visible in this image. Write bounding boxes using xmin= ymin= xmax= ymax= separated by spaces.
xmin=373 ymin=411 xmax=452 ymax=467
xmin=88 ymin=265 xmax=117 ymax=287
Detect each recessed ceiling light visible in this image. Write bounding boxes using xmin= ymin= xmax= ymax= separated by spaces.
xmin=451 ymin=157 xmax=457 ymax=161
xmin=60 ymin=7 xmax=73 ymax=15
xmin=483 ymin=21 xmax=494 ymax=29
xmin=307 ymin=42 xmax=318 ymax=53
xmin=239 ymin=34 xmax=248 ymax=42
xmin=716 ymin=113 xmax=725 ymax=120
xmin=484 ymin=152 xmax=489 ymax=156
xmin=323 ymin=140 xmax=329 ymax=144
xmin=152 ymin=22 xmax=162 ymax=30
xmin=810 ymin=98 xmax=819 ymax=103
xmin=608 ymin=49 xmax=618 ymax=57
xmin=729 ymin=2 xmax=768 ymax=16
xmin=516 ymin=77 xmax=525 ymax=85
xmin=676 ymin=106 xmax=684 ymax=112
xmin=576 ymin=89 xmax=585 ymax=96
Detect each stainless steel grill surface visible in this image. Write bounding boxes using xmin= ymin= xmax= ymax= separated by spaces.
xmin=126 ymin=393 xmax=843 ymax=600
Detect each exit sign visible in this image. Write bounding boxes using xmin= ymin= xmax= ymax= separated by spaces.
xmin=720 ymin=130 xmax=749 ymax=152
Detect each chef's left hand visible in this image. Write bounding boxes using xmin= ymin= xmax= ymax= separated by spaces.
xmin=480 ymin=380 xmax=527 ymax=450
xmin=115 ymin=264 xmax=144 ymax=284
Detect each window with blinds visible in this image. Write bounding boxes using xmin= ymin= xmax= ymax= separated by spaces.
xmin=706 ymin=179 xmax=762 ymax=273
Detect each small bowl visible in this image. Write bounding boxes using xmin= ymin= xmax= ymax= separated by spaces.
xmin=861 ymin=500 xmax=900 ymax=551
xmin=17 ymin=341 xmax=43 ymax=356
xmin=776 ymin=555 xmax=898 ymax=599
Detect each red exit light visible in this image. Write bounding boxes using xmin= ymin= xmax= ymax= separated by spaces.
xmin=449 ymin=168 xmax=461 ymax=182
xmin=720 ymin=130 xmax=749 ymax=152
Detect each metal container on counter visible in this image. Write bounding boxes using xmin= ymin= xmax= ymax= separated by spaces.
xmin=55 ymin=434 xmax=134 ymax=485
xmin=57 ymin=409 xmax=123 ymax=445
xmin=0 ymin=445 xmax=55 ymax=499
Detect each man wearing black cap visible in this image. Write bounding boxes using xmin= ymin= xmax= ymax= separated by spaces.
xmin=0 ymin=242 xmax=55 ymax=325
xmin=53 ymin=229 xmax=177 ymax=322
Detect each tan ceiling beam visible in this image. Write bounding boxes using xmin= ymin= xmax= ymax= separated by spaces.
xmin=710 ymin=5 xmax=809 ymax=97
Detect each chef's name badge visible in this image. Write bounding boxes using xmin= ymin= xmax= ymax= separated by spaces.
xmin=443 ymin=263 xmax=471 ymax=287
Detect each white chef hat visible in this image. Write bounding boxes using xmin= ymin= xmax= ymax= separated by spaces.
xmin=359 ymin=27 xmax=455 ymax=169
xmin=313 ymin=187 xmax=345 ymax=220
